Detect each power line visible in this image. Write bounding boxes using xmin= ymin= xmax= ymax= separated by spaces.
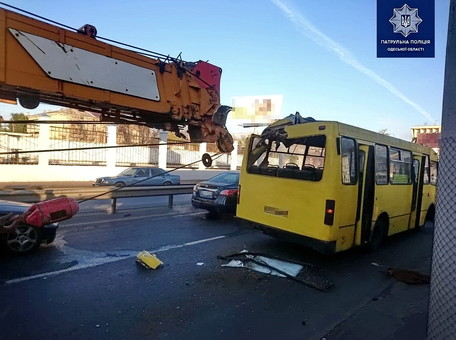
xmin=1 ymin=120 xmax=139 ymax=125
xmin=0 ymin=141 xmax=193 ymax=156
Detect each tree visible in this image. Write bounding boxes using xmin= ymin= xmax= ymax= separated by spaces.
xmin=116 ymin=124 xmax=159 ymax=145
xmin=9 ymin=113 xmax=28 ymax=133
xmin=0 ymin=115 xmax=6 ymax=132
xmin=379 ymin=128 xmax=391 ymax=136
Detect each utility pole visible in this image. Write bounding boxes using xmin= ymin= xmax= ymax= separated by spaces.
xmin=427 ymin=0 xmax=456 ymax=338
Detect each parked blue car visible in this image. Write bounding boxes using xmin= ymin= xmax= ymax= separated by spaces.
xmin=94 ymin=167 xmax=180 ymax=187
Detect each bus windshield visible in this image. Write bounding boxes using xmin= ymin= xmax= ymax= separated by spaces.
xmin=247 ymin=134 xmax=326 ymax=181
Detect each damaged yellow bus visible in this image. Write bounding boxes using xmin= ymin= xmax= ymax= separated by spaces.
xmin=236 ymin=114 xmax=438 ymax=254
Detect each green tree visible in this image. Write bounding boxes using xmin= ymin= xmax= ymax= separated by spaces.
xmin=9 ymin=113 xmax=28 ymax=133
xmin=0 ymin=115 xmax=6 ymax=132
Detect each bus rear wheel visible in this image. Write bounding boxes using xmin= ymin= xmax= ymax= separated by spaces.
xmin=368 ymin=219 xmax=387 ymax=251
xmin=425 ymin=205 xmax=435 ymax=223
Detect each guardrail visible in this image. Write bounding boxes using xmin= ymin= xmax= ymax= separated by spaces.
xmin=0 ymin=185 xmax=195 ymax=214
xmin=110 ymin=185 xmax=193 ymax=213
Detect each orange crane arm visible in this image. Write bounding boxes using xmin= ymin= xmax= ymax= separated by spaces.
xmin=0 ymin=7 xmax=233 ymax=152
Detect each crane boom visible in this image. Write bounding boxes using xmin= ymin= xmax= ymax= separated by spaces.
xmin=0 ymin=6 xmax=234 ymax=152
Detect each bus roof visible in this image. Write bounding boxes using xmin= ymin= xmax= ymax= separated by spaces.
xmin=276 ymin=117 xmax=437 ymax=157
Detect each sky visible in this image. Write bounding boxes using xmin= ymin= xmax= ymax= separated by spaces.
xmin=0 ymin=0 xmax=451 ymax=141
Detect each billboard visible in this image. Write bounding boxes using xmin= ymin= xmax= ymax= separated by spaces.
xmin=229 ymin=95 xmax=283 ymax=132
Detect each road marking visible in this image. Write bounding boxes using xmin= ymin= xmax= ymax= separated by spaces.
xmin=74 ymin=201 xmax=191 ymax=218
xmin=61 ymin=210 xmax=203 ymax=228
xmin=4 ymin=235 xmax=226 ymax=285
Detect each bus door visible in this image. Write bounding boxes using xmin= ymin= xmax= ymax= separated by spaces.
xmin=355 ymin=145 xmax=375 ymax=246
xmin=409 ymin=156 xmax=425 ymax=228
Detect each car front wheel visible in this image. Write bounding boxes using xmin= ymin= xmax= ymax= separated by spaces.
xmin=4 ymin=224 xmax=43 ymax=254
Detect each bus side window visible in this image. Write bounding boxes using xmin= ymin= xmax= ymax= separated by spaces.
xmin=430 ymin=161 xmax=438 ymax=185
xmin=375 ymin=144 xmax=388 ymax=185
xmin=413 ymin=159 xmax=419 ymax=183
xmin=423 ymin=155 xmax=430 ymax=184
xmin=390 ymin=149 xmax=412 ymax=184
xmin=341 ymin=137 xmax=357 ymax=184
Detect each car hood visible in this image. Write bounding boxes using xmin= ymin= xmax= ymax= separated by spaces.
xmin=0 ymin=199 xmax=31 ymax=214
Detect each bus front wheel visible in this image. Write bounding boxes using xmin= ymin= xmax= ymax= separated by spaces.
xmin=368 ymin=219 xmax=387 ymax=251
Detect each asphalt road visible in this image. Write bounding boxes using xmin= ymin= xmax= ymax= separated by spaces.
xmin=0 ymin=198 xmax=433 ymax=340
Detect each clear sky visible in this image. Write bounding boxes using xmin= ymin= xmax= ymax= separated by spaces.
xmin=0 ymin=0 xmax=450 ymax=140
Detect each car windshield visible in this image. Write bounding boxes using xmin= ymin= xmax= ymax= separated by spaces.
xmin=118 ymin=168 xmax=139 ymax=176
xmin=209 ymin=172 xmax=239 ymax=185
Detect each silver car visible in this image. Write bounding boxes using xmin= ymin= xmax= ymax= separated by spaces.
xmin=94 ymin=167 xmax=180 ymax=187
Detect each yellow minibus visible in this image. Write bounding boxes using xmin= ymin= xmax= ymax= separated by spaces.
xmin=236 ymin=114 xmax=438 ymax=254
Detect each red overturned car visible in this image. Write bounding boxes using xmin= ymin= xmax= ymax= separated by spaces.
xmin=0 ymin=197 xmax=78 ymax=255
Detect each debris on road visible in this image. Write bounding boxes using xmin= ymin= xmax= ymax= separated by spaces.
xmin=218 ymin=250 xmax=333 ymax=291
xmin=136 ymin=251 xmax=163 ymax=269
xmin=221 ymin=255 xmax=303 ymax=278
xmin=371 ymin=262 xmax=430 ymax=284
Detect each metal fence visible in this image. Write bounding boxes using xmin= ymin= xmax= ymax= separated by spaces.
xmin=167 ymin=142 xmax=199 ymax=168
xmin=427 ymin=138 xmax=456 ymax=339
xmin=49 ymin=126 xmax=108 ymax=166
xmin=427 ymin=2 xmax=456 ymax=337
xmin=116 ymin=145 xmax=159 ymax=167
xmin=427 ymin=2 xmax=456 ymax=336
xmin=0 ymin=124 xmax=39 ymax=164
xmin=116 ymin=125 xmax=160 ymax=166
xmin=1 ymin=124 xmax=240 ymax=168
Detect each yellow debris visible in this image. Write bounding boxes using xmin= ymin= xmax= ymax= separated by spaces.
xmin=136 ymin=250 xmax=163 ymax=269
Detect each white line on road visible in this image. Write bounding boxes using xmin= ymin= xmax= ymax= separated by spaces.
xmin=4 ymin=235 xmax=226 ymax=285
xmin=61 ymin=210 xmax=203 ymax=228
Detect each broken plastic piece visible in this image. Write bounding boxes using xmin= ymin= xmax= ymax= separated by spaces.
xmin=136 ymin=251 xmax=163 ymax=269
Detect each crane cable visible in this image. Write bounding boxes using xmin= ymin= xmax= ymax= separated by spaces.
xmin=0 ymin=141 xmax=195 ymax=156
